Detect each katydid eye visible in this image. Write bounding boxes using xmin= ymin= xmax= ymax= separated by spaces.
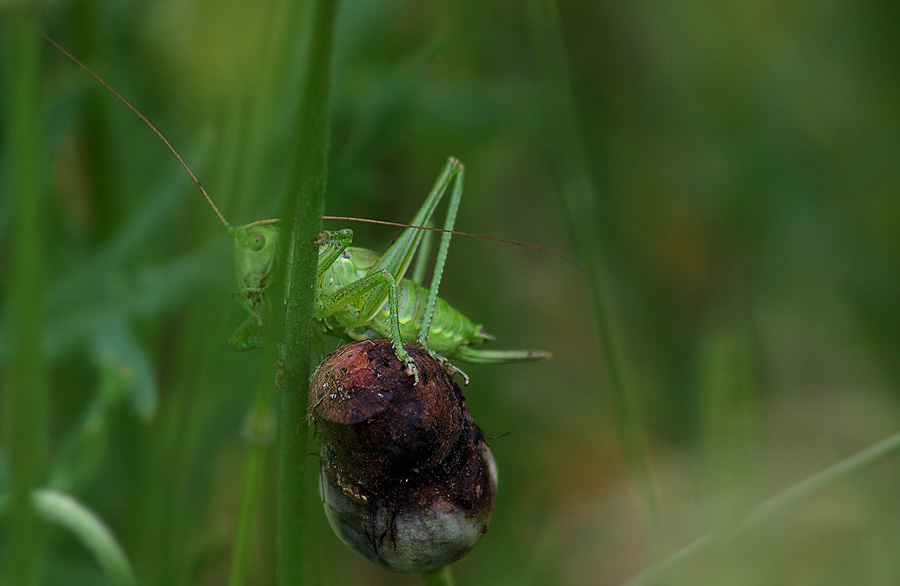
xmin=250 ymin=232 xmax=266 ymax=251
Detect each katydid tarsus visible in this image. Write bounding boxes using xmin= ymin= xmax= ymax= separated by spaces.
xmin=41 ymin=30 xmax=552 ymax=383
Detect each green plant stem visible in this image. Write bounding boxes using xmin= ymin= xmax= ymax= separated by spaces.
xmin=525 ymin=0 xmax=662 ymax=547
xmin=274 ymin=0 xmax=339 ymax=584
xmin=422 ymin=565 xmax=456 ymax=586
xmin=227 ymin=403 xmax=272 ymax=586
xmin=623 ymin=431 xmax=900 ymax=586
xmin=2 ymin=18 xmax=47 ymax=586
xmin=226 ymin=2 xmax=304 ymax=583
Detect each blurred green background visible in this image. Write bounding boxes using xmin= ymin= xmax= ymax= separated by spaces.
xmin=3 ymin=0 xmax=900 ymax=584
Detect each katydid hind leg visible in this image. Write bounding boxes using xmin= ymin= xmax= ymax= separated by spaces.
xmin=344 ymin=157 xmax=462 ymax=379
xmin=416 ymin=160 xmax=463 ymax=347
xmin=372 ymin=158 xmax=462 ymax=282
xmin=452 ymin=345 xmax=552 ymax=364
xmin=410 ymin=220 xmax=434 ymax=286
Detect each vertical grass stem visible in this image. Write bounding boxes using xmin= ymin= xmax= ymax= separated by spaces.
xmin=526 ymin=0 xmax=663 ymax=546
xmin=226 ymin=2 xmax=308 ymax=583
xmin=273 ymin=1 xmax=339 ymax=583
xmin=2 ymin=17 xmax=48 ymax=586
xmin=422 ymin=565 xmax=456 ymax=586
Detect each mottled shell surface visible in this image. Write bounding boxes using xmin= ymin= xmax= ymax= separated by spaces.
xmin=309 ymin=340 xmax=497 ymax=574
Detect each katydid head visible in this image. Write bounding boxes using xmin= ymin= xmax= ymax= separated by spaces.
xmin=231 ymin=223 xmax=280 ymax=292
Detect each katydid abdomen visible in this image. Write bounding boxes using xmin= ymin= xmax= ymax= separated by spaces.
xmin=315 ymin=241 xmax=548 ymax=374
xmin=320 ymin=247 xmax=489 ymax=358
xmin=372 ymin=279 xmax=489 ymax=357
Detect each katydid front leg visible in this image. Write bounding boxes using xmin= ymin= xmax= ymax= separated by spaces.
xmin=229 ymin=284 xmax=274 ymax=350
xmin=315 ymin=229 xmax=353 ymax=280
xmin=229 ymin=306 xmax=265 ymax=350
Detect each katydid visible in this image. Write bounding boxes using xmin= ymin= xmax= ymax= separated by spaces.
xmin=41 ymin=30 xmax=551 ymax=383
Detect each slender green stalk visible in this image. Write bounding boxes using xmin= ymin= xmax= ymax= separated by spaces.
xmin=422 ymin=565 xmax=456 ymax=586
xmin=697 ymin=303 xmax=758 ymax=506
xmin=2 ymin=18 xmax=47 ymax=586
xmin=226 ymin=2 xmax=306 ymax=583
xmin=274 ymin=1 xmax=339 ymax=583
xmin=525 ymin=0 xmax=662 ymax=545
xmin=227 ymin=410 xmax=271 ymax=586
xmin=623 ymin=431 xmax=900 ymax=586
xmin=0 ymin=490 xmax=136 ymax=586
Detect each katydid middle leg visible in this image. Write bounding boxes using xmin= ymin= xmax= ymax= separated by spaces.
xmin=315 ymin=267 xmax=418 ymax=380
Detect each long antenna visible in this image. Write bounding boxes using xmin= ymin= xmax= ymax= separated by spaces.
xmin=40 ymin=28 xmax=582 ymax=269
xmin=36 ymin=28 xmax=232 ymax=230
xmin=322 ymin=216 xmax=584 ymax=268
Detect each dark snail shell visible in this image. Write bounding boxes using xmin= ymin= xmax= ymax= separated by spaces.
xmin=308 ymin=340 xmax=497 ymax=574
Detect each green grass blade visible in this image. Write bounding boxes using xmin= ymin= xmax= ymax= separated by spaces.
xmin=227 ymin=414 xmax=271 ymax=586
xmin=623 ymin=431 xmax=900 ymax=586
xmin=274 ymin=0 xmax=339 ymax=583
xmin=0 ymin=490 xmax=137 ymax=586
xmin=225 ymin=3 xmax=310 ymax=584
xmin=525 ymin=0 xmax=662 ymax=545
xmin=1 ymin=17 xmax=48 ymax=586
xmin=423 ymin=565 xmax=456 ymax=586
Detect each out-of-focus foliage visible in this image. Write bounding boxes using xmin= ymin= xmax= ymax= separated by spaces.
xmin=2 ymin=0 xmax=900 ymax=584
